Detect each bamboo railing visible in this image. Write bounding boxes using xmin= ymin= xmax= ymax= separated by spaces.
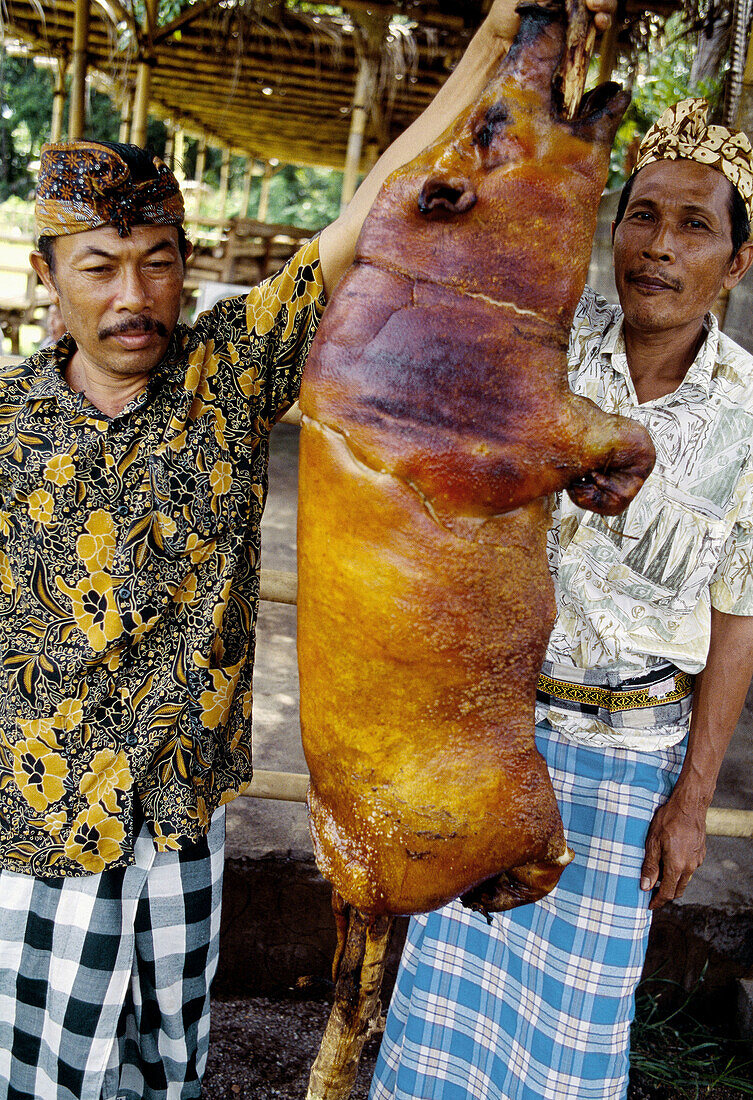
xmin=252 ymin=555 xmax=753 ymax=841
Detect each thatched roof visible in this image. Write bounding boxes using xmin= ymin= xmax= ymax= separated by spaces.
xmin=1 ymin=0 xmax=684 ymax=168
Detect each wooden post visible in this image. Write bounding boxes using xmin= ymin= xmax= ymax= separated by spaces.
xmin=218 ymin=146 xmax=231 ymax=221
xmin=173 ymin=128 xmax=186 ymax=182
xmin=241 ymin=157 xmax=254 ymax=217
xmin=194 ymin=136 xmax=207 ymax=219
xmin=163 ymin=120 xmax=175 ymax=169
xmin=340 ymin=56 xmax=375 ymax=211
xmin=596 ymin=18 xmax=618 ymax=85
xmin=119 ymin=87 xmax=133 ymax=142
xmin=68 ymin=0 xmax=90 ymax=139
xmin=257 ymin=160 xmax=274 ymax=222
xmin=306 ymin=901 xmax=394 ymax=1100
xmin=131 ymin=0 xmax=158 ymax=147
xmin=340 ymin=8 xmax=388 ymax=211
xmin=50 ymin=57 xmax=67 ymax=143
xmin=560 ymin=0 xmax=598 ymax=118
xmin=131 ymin=62 xmax=151 ymax=146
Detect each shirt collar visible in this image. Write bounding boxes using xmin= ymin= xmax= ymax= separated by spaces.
xmin=23 ymin=326 xmax=196 ymax=408
xmin=603 ymin=308 xmax=719 ymax=400
xmin=25 ymin=334 xmax=76 ymax=403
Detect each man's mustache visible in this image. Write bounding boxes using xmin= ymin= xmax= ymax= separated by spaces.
xmin=628 ymin=268 xmax=683 ymax=292
xmin=99 ymin=315 xmax=170 ymax=340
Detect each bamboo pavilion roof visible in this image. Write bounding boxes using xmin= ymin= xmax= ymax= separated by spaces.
xmin=1 ymin=0 xmax=683 ymax=169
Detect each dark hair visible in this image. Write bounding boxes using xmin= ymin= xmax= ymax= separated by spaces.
xmin=613 ymin=166 xmax=750 ymax=258
xmin=37 ymin=224 xmax=189 ymax=277
xmin=36 ymin=140 xmax=189 ymax=275
xmin=96 ymin=140 xmax=162 ymax=183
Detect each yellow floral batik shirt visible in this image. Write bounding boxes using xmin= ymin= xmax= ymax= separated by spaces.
xmin=0 ymin=237 xmax=325 ymax=876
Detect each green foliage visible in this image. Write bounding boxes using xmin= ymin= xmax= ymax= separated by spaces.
xmin=0 ymin=54 xmax=54 ymax=199
xmin=0 ymin=45 xmax=169 ymax=201
xmin=607 ymin=14 xmax=725 ymax=189
xmin=630 ymin=977 xmax=753 ymax=1098
xmin=263 ymin=164 xmax=343 ymax=229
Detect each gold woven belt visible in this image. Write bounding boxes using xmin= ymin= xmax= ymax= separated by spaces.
xmin=536 ymin=670 xmax=694 ymax=715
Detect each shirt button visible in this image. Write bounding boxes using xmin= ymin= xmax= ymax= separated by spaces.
xmin=116 ymin=504 xmax=130 ymax=517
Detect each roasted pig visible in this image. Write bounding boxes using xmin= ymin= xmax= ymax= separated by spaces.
xmin=297 ymin=3 xmax=655 ymax=917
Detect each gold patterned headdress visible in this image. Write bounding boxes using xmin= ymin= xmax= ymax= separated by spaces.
xmin=634 ymin=98 xmax=753 ymax=227
xmin=35 ymin=141 xmax=185 ymax=240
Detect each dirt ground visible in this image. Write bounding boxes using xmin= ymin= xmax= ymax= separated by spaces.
xmin=204 ymin=996 xmax=750 ymax=1100
xmin=205 ymin=996 xmax=379 ymax=1099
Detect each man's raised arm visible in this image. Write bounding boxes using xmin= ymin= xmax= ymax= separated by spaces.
xmin=318 ymin=0 xmax=616 ymax=296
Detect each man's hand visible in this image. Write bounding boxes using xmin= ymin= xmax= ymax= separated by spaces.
xmin=484 ymin=0 xmax=618 ymax=43
xmin=641 ymin=788 xmax=707 ymax=910
xmin=320 ymin=0 xmax=619 ymax=294
xmin=641 ymin=608 xmax=753 ymax=910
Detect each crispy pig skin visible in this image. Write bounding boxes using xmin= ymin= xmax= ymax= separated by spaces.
xmin=297 ymin=4 xmax=655 ymax=917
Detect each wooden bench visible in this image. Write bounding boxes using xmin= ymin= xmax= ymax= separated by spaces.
xmin=186 ymin=217 xmax=315 ymax=288
xmin=0 ymin=268 xmax=50 ymax=354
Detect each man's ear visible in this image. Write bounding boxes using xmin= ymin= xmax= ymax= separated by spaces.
xmin=723 ymin=240 xmax=753 ymax=291
xmin=29 ymin=250 xmax=60 ymax=304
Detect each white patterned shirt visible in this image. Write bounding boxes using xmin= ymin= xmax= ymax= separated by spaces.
xmin=539 ymin=285 xmax=753 ymax=749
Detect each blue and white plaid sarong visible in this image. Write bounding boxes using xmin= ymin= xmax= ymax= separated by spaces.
xmin=369 ymin=720 xmax=687 ymax=1100
xmin=0 ymin=808 xmax=224 ymax=1100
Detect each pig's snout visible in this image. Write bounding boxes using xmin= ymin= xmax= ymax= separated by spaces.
xmin=418 ymin=176 xmax=477 ymax=217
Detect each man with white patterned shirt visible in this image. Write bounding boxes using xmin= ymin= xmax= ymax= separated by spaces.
xmin=371 ymin=99 xmax=753 ymax=1100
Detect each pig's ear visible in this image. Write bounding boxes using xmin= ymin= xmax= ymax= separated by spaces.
xmin=567 ymin=84 xmax=630 ymax=147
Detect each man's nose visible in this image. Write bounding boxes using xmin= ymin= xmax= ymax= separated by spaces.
xmin=115 ymin=267 xmax=150 ymax=310
xmin=641 ymin=222 xmax=675 ymax=263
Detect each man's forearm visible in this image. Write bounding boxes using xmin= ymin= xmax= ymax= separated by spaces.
xmin=317 ymin=7 xmax=513 ymax=296
xmin=675 ymin=608 xmax=753 ymax=807
xmin=642 ymin=607 xmax=753 ymax=908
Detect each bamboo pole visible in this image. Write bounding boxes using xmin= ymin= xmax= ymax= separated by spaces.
xmin=118 ymin=87 xmax=133 ymax=143
xmin=340 ymin=55 xmax=374 ymax=210
xmin=173 ymin=128 xmax=186 ymax=182
xmin=50 ymin=57 xmax=67 ymax=143
xmin=242 ymin=769 xmax=309 ymax=802
xmin=68 ymin=0 xmax=90 ymax=139
xmin=306 ymin=904 xmax=395 ymax=1100
xmin=241 ymin=158 xmax=254 ymax=217
xmin=163 ymin=120 xmax=175 ymax=170
xmin=235 ymin=769 xmax=753 ymax=840
xmin=194 ymin=136 xmax=207 ymax=220
xmin=257 ymin=160 xmax=274 ymax=223
xmin=259 ymin=568 xmax=297 ymax=605
xmin=596 ymin=17 xmax=619 ymax=85
xmin=218 ymin=147 xmax=231 ymax=222
xmin=131 ymin=0 xmax=158 ymax=146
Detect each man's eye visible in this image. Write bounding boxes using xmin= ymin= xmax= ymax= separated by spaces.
xmin=686 ymin=219 xmax=708 ymax=230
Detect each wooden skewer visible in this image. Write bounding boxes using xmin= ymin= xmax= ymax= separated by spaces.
xmin=560 ymin=0 xmax=599 ymax=119
xmin=306 ymin=897 xmax=395 ymax=1100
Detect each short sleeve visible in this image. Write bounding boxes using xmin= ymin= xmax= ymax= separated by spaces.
xmin=244 ymin=235 xmax=326 ymax=420
xmin=710 ymin=460 xmax=753 ymax=614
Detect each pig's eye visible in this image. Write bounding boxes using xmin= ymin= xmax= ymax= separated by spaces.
xmin=473 ymin=105 xmax=509 ymax=149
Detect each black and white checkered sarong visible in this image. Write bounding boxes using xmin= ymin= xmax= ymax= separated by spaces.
xmin=0 ymin=808 xmax=224 ymax=1100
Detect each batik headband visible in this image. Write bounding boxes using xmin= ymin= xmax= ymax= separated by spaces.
xmin=634 ymin=98 xmax=753 ymax=227
xmin=35 ymin=141 xmax=185 ymax=239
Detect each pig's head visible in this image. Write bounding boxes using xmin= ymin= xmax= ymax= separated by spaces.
xmin=357 ymin=2 xmax=630 ymax=326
